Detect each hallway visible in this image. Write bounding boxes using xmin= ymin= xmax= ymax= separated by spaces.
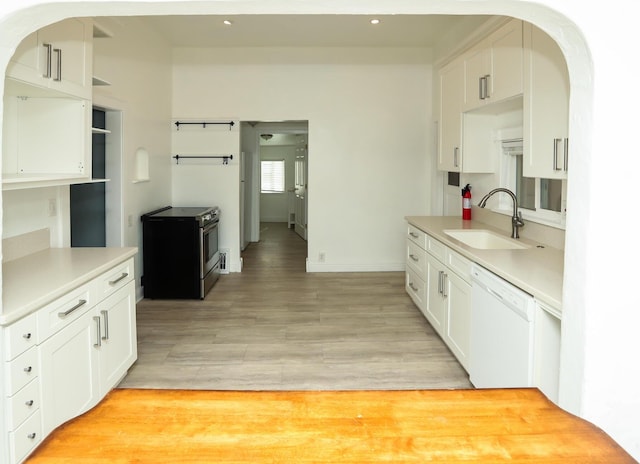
xmin=119 ymin=223 xmax=471 ymax=390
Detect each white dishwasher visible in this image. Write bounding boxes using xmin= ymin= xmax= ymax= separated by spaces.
xmin=469 ymin=264 xmax=536 ymax=388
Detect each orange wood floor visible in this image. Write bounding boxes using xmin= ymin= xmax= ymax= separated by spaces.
xmin=26 ymin=388 xmax=635 ymax=463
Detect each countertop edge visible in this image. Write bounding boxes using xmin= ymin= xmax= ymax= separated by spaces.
xmin=1 ymin=247 xmax=138 ymax=326
xmin=405 ymin=216 xmax=563 ymax=311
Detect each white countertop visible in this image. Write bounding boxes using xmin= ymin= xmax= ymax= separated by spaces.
xmin=1 ymin=247 xmax=138 ymax=326
xmin=406 ymin=216 xmax=563 ymax=310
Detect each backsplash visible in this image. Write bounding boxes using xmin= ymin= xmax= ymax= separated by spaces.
xmin=2 ymin=228 xmax=50 ymax=262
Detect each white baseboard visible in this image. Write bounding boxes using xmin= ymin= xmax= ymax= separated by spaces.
xmin=306 ymin=260 xmax=405 ymax=273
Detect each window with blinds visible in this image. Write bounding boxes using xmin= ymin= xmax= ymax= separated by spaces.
xmin=261 ymin=160 xmax=285 ymax=193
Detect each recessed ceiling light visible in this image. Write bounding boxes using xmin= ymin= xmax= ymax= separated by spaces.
xmin=223 ymin=19 xmax=233 ymax=26
xmin=370 ymin=19 xmax=381 ymax=25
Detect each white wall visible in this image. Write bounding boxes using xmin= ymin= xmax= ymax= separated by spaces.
xmin=172 ymin=47 xmax=432 ymax=272
xmin=1 ymin=0 xmax=640 ymax=460
xmin=86 ymin=17 xmax=173 ymax=298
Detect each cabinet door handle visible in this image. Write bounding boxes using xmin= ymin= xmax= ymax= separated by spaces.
xmin=23 ymin=366 xmax=33 ymax=373
xmin=101 ymin=310 xmax=110 ymax=341
xmin=93 ymin=316 xmax=102 ymax=347
xmin=42 ymin=43 xmax=52 ymax=78
xmin=25 ymin=400 xmax=34 ymax=407
xmin=58 ymin=299 xmax=87 ymax=317
xmin=442 ymin=273 xmax=448 ymax=298
xmin=553 ymin=138 xmax=563 ymax=171
xmin=478 ymin=76 xmax=484 ymax=99
xmin=564 ymin=138 xmax=569 ymax=171
xmin=438 ymin=270 xmax=444 ymax=295
xmin=23 ymin=332 xmax=32 ymax=339
xmin=409 ymin=254 xmax=419 ymax=262
xmin=409 ymin=282 xmax=418 ymax=292
xmin=27 ymin=433 xmax=37 ymax=440
xmin=109 ymin=272 xmax=128 ymax=286
xmin=409 ymin=232 xmax=419 ymax=239
xmin=483 ymin=74 xmax=490 ymax=99
xmin=454 ymin=147 xmax=459 ymax=168
xmin=53 ymin=48 xmax=62 ymax=81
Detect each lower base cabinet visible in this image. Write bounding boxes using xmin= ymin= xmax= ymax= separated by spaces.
xmin=39 ymin=310 xmax=101 ymax=436
xmin=40 ymin=281 xmax=136 ymax=437
xmin=406 ymin=225 xmax=472 ymax=371
xmin=2 ymin=256 xmax=137 ymax=464
xmin=98 ymin=281 xmax=137 ymax=397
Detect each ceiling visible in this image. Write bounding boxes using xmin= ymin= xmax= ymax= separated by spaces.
xmin=138 ymin=14 xmax=485 ymax=48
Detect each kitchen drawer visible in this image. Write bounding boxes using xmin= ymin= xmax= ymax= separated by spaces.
xmin=9 ymin=409 xmax=41 ymax=464
xmin=37 ymin=281 xmax=93 ymax=343
xmin=407 ymin=224 xmax=427 ymax=250
xmin=406 ymin=240 xmax=427 ymax=276
xmin=406 ymin=267 xmax=426 ymax=311
xmin=446 ymin=248 xmax=473 ymax=283
xmin=426 ymin=235 xmax=447 ymax=262
xmin=4 ymin=313 xmax=38 ymax=361
xmin=95 ymin=258 xmax=134 ymax=302
xmin=7 ymin=378 xmax=40 ymax=431
xmin=5 ymin=347 xmax=38 ymax=397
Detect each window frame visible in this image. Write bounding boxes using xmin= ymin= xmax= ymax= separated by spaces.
xmin=260 ymin=159 xmax=286 ymax=194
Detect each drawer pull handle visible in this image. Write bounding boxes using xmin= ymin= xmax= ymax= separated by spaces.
xmin=108 ymin=272 xmax=128 ymax=286
xmin=409 ymin=232 xmax=419 ymax=238
xmin=409 ymin=282 xmax=418 ymax=292
xmin=23 ymin=333 xmax=32 ymax=339
xmin=24 ymin=366 xmax=32 ymax=373
xmin=58 ymin=299 xmax=87 ymax=318
xmin=409 ymin=254 xmax=419 ymax=262
xmin=25 ymin=400 xmax=34 ymax=406
xmin=27 ymin=433 xmax=37 ymax=440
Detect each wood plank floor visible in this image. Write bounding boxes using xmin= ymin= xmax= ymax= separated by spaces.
xmin=118 ymin=222 xmax=472 ymax=390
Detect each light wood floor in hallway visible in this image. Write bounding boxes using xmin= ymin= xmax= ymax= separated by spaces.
xmin=118 ymin=223 xmax=472 ymax=390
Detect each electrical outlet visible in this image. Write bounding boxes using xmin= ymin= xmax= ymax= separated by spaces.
xmin=48 ymin=198 xmax=57 ymax=217
xmin=319 ymin=252 xmax=326 ymax=262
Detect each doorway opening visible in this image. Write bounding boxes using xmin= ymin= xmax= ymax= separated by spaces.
xmin=240 ymin=121 xmax=308 ymax=269
xmin=70 ymin=106 xmax=124 ymax=247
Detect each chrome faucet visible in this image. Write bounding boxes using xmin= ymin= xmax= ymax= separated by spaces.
xmin=478 ymin=188 xmax=525 ymax=239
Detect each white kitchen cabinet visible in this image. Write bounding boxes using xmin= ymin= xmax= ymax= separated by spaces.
xmin=533 ymin=300 xmax=562 ymax=402
xmin=438 ymin=59 xmax=463 ymax=172
xmin=96 ymin=281 xmax=137 ymax=397
xmin=405 ymin=224 xmax=472 ymax=371
xmin=2 ymin=313 xmax=41 ymax=464
xmin=6 ymin=18 xmax=92 ymax=100
xmin=39 ymin=308 xmax=101 ymax=437
xmin=1 ymin=255 xmax=137 ymax=463
xmin=2 ymin=18 xmax=93 ymax=190
xmin=405 ymin=225 xmax=428 ymax=311
xmin=424 ymin=253 xmax=447 ymax=335
xmin=463 ymin=19 xmax=523 ymax=111
xmin=523 ymin=22 xmax=570 ymax=179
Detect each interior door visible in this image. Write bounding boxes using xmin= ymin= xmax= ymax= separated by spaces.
xmin=294 ymin=142 xmax=307 ymax=240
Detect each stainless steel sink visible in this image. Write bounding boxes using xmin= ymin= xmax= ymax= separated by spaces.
xmin=443 ymin=229 xmax=531 ymax=250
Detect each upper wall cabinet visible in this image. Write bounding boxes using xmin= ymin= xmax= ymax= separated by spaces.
xmin=522 ymin=23 xmax=570 ymax=179
xmin=463 ymin=19 xmax=523 ymax=112
xmin=438 ymin=60 xmax=464 ymax=172
xmin=2 ymin=18 xmax=93 ymax=190
xmin=6 ymin=18 xmax=93 ymax=100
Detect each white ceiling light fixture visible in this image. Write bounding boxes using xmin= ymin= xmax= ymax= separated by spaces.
xmin=223 ymin=19 xmax=233 ymax=26
xmin=370 ymin=19 xmax=381 ymax=25
xmin=261 ymin=134 xmax=273 ymax=141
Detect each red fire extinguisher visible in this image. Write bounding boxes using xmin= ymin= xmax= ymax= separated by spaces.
xmin=462 ymin=184 xmax=472 ymax=220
